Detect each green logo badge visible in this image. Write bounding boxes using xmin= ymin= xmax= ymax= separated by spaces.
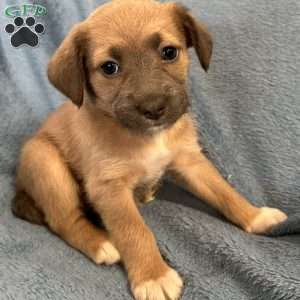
xmin=5 ymin=4 xmax=47 ymax=18
xmin=4 ymin=4 xmax=46 ymax=48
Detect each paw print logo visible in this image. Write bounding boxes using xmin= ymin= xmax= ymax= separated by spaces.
xmin=5 ymin=17 xmax=45 ymax=48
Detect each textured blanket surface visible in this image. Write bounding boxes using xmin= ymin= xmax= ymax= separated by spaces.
xmin=0 ymin=0 xmax=300 ymax=299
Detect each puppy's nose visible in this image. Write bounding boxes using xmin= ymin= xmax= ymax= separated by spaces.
xmin=136 ymin=101 xmax=167 ymax=121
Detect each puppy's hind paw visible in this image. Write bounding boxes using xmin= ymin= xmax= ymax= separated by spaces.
xmin=93 ymin=241 xmax=121 ymax=265
xmin=245 ymin=207 xmax=287 ymax=234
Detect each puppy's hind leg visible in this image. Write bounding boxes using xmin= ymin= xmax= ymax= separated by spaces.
xmin=15 ymin=137 xmax=120 ymax=265
xmin=12 ymin=191 xmax=45 ymax=225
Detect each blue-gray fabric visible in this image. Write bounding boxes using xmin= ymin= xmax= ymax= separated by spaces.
xmin=0 ymin=0 xmax=299 ymax=299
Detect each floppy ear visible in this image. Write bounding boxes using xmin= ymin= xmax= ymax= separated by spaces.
xmin=174 ymin=4 xmax=213 ymax=72
xmin=48 ymin=24 xmax=87 ymax=107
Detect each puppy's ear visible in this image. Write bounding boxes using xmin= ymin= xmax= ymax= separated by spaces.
xmin=48 ymin=24 xmax=87 ymax=107
xmin=174 ymin=4 xmax=213 ymax=72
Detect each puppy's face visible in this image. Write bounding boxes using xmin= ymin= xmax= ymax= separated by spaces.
xmin=48 ymin=0 xmax=213 ymax=133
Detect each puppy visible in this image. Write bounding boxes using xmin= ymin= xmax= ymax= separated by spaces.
xmin=13 ymin=1 xmax=287 ymax=299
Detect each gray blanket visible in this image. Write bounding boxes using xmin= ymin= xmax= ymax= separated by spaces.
xmin=1 ymin=0 xmax=299 ymax=299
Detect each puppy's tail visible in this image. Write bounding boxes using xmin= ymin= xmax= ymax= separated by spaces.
xmin=12 ymin=191 xmax=45 ymax=225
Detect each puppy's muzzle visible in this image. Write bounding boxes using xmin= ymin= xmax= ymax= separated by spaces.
xmin=114 ymin=88 xmax=189 ymax=133
xmin=135 ymin=94 xmax=168 ymax=121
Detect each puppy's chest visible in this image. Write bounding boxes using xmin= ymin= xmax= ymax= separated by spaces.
xmin=136 ymin=137 xmax=172 ymax=182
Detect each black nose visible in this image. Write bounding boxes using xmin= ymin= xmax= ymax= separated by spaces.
xmin=137 ymin=104 xmax=167 ymax=120
xmin=136 ymin=98 xmax=167 ymax=121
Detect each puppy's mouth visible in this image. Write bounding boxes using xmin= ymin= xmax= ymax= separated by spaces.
xmin=114 ymin=94 xmax=189 ymax=134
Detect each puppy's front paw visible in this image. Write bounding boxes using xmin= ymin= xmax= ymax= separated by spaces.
xmin=245 ymin=207 xmax=287 ymax=234
xmin=93 ymin=241 xmax=120 ymax=265
xmin=132 ymin=268 xmax=183 ymax=300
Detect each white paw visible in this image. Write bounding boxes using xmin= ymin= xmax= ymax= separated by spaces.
xmin=246 ymin=207 xmax=287 ymax=234
xmin=132 ymin=268 xmax=183 ymax=300
xmin=93 ymin=241 xmax=120 ymax=265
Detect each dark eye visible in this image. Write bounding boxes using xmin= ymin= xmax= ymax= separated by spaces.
xmin=161 ymin=46 xmax=179 ymax=61
xmin=101 ymin=61 xmax=120 ymax=76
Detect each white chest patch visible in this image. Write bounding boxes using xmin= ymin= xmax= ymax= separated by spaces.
xmin=138 ymin=134 xmax=172 ymax=181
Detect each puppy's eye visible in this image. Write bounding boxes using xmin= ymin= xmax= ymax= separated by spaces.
xmin=160 ymin=46 xmax=179 ymax=61
xmin=101 ymin=61 xmax=120 ymax=76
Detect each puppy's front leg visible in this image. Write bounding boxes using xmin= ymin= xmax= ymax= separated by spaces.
xmin=86 ymin=179 xmax=183 ymax=300
xmin=169 ymin=146 xmax=287 ymax=234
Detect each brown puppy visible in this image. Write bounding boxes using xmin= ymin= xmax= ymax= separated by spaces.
xmin=13 ymin=1 xmax=287 ymax=299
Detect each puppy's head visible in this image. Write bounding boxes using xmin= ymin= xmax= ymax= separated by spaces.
xmin=48 ymin=0 xmax=213 ymax=133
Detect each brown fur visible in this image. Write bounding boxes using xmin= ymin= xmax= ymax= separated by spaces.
xmin=12 ymin=191 xmax=44 ymax=225
xmin=14 ymin=1 xmax=287 ymax=299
